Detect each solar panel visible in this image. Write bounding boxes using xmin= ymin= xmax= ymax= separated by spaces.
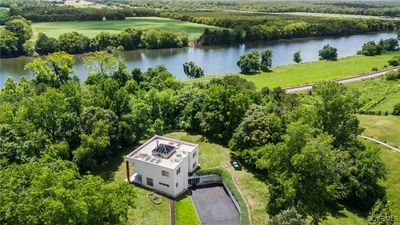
xmin=152 ymin=143 xmax=176 ymax=159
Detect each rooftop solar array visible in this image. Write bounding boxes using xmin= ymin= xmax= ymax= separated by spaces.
xmin=152 ymin=143 xmax=176 ymax=159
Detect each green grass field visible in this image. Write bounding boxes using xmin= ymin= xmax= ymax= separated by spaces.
xmin=358 ymin=115 xmax=400 ymax=148
xmin=175 ymin=196 xmax=201 ymax=225
xmin=190 ymin=51 xmax=399 ymax=89
xmin=348 ymin=78 xmax=400 ymax=113
xmin=31 ymin=17 xmax=220 ymax=40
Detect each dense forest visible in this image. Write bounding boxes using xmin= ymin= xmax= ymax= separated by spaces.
xmin=160 ymin=11 xmax=399 ymax=44
xmin=0 ymin=50 xmax=395 ymax=224
xmin=6 ymin=2 xmax=134 ymax=22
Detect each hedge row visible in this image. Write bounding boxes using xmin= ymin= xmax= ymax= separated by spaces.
xmin=196 ymin=167 xmax=251 ymax=225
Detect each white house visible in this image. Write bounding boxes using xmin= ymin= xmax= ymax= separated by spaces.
xmin=125 ymin=135 xmax=199 ymax=198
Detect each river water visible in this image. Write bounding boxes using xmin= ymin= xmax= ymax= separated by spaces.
xmin=0 ymin=32 xmax=397 ymax=85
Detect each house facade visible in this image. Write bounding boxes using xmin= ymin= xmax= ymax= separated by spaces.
xmin=125 ymin=135 xmax=199 ymax=198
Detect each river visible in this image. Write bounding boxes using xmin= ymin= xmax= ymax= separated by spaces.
xmin=0 ymin=32 xmax=397 ymax=85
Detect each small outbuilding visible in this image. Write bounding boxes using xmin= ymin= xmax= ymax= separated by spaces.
xmin=125 ymin=135 xmax=199 ymax=198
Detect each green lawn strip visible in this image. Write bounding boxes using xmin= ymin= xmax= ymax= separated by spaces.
xmin=31 ymin=17 xmax=221 ymax=40
xmin=175 ymin=195 xmax=201 ymax=225
xmin=188 ymin=51 xmax=399 ymax=89
xmin=196 ymin=167 xmax=251 ymax=225
xmin=358 ymin=115 xmax=400 ymax=147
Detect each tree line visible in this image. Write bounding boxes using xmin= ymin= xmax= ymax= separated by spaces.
xmin=0 ymin=50 xmax=393 ymax=224
xmin=8 ymin=2 xmax=134 ymax=22
xmin=0 ymin=17 xmax=188 ymax=58
xmin=159 ymin=11 xmax=399 ymax=45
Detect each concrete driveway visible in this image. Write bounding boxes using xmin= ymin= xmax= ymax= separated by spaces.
xmin=191 ymin=184 xmax=240 ymax=225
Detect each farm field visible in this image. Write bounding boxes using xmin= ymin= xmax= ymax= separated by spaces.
xmin=31 ymin=17 xmax=221 ymax=39
xmin=190 ymin=51 xmax=399 ymax=89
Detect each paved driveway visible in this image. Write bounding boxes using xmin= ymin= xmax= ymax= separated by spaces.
xmin=191 ymin=184 xmax=240 ymax=225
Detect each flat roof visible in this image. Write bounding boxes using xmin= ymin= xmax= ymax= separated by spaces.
xmin=126 ymin=135 xmax=198 ymax=169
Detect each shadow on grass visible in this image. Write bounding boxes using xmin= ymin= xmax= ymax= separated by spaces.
xmin=91 ymin=145 xmax=139 ymax=182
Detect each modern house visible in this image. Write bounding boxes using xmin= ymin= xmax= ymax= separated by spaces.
xmin=125 ymin=135 xmax=199 ymax=198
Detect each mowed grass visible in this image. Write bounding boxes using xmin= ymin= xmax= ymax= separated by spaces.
xmin=31 ymin=17 xmax=220 ymax=39
xmin=358 ymin=115 xmax=400 ymax=147
xmin=175 ymin=196 xmax=201 ymax=225
xmin=189 ymin=51 xmax=399 ymax=89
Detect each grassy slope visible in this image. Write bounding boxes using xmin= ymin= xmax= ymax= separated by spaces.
xmin=175 ymin=196 xmax=201 ymax=225
xmin=31 ymin=17 xmax=220 ymax=39
xmin=189 ymin=51 xmax=399 ymax=89
xmin=349 ymin=78 xmax=400 ymax=113
xmin=373 ymin=92 xmax=400 ymax=113
xmin=358 ymin=115 xmax=400 ymax=147
xmin=359 ymin=115 xmax=400 ymax=218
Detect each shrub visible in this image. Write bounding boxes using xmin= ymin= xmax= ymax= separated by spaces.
xmin=371 ymin=67 xmax=379 ymax=72
xmin=385 ymin=70 xmax=400 ymax=81
xmin=388 ymin=56 xmax=400 ymax=67
xmin=393 ymin=103 xmax=400 ymax=116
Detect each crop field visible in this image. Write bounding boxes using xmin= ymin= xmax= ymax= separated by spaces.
xmin=31 ymin=17 xmax=221 ymax=39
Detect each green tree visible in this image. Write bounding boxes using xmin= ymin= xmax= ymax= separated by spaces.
xmin=379 ymin=38 xmax=398 ymax=52
xmin=120 ymin=28 xmax=142 ymax=50
xmin=4 ymin=17 xmax=33 ymax=52
xmin=47 ymin=52 xmax=75 ymax=82
xmin=312 ymin=81 xmax=362 ymax=147
xmin=359 ymin=41 xmax=382 ymax=56
xmin=183 ymin=61 xmax=205 ymax=78
xmin=237 ymin=50 xmax=261 ymax=74
xmin=0 ymin=160 xmax=135 ymax=225
xmin=260 ymin=48 xmax=273 ymax=72
xmin=293 ymin=51 xmax=302 ymax=64
xmin=90 ymin=31 xmax=120 ymax=51
xmin=319 ymin=44 xmax=337 ymax=61
xmin=257 ymin=123 xmax=344 ymax=223
xmin=35 ymin=33 xmax=58 ymax=54
xmin=58 ymin=32 xmax=90 ymax=54
xmin=73 ymin=120 xmax=111 ymax=172
xmin=269 ymin=207 xmax=306 ymax=225
xmin=0 ymin=28 xmax=18 ymax=57
xmin=229 ymin=104 xmax=285 ymax=150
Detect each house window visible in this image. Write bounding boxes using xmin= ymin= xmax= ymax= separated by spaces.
xmin=162 ymin=170 xmax=169 ymax=177
xmin=193 ymin=151 xmax=197 ymax=158
xmin=192 ymin=162 xmax=197 ymax=169
xmin=176 ymin=182 xmax=178 ymax=188
xmin=176 ymin=167 xmax=181 ymax=175
xmin=159 ymin=182 xmax=169 ymax=187
xmin=146 ymin=177 xmax=153 ymax=186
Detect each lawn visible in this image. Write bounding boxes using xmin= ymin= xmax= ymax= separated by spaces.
xmin=175 ymin=196 xmax=201 ymax=225
xmin=358 ymin=115 xmax=400 ymax=147
xmin=189 ymin=51 xmax=399 ymax=89
xmin=31 ymin=17 xmax=220 ymax=39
